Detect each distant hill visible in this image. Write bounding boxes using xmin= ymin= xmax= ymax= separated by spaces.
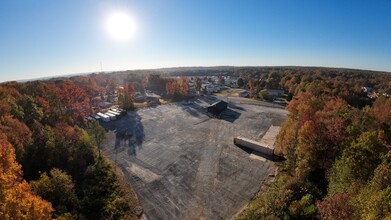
xmin=13 ymin=65 xmax=390 ymax=83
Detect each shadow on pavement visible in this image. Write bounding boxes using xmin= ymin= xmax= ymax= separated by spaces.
xmin=228 ymin=102 xmax=246 ymax=111
xmin=101 ymin=111 xmax=145 ymax=156
xmin=177 ymin=102 xmax=206 ymax=117
xmin=219 ymin=108 xmax=241 ymax=123
xmin=175 ymin=96 xmax=243 ymax=123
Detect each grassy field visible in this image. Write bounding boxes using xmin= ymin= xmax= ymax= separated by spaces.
xmin=214 ymin=88 xmax=248 ymax=97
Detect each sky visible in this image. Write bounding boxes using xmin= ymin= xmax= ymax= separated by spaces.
xmin=0 ymin=0 xmax=391 ymax=82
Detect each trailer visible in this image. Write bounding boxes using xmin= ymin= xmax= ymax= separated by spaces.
xmin=105 ymin=112 xmax=117 ymax=120
xmin=111 ymin=108 xmax=126 ymax=115
xmin=233 ymin=136 xmax=274 ymax=156
xmin=97 ymin=112 xmax=110 ymax=122
xmin=108 ymin=110 xmax=120 ymax=116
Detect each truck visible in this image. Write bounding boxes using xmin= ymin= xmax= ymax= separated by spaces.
xmin=105 ymin=112 xmax=117 ymax=120
xmin=108 ymin=110 xmax=121 ymax=116
xmin=233 ymin=136 xmax=274 ymax=156
xmin=97 ymin=112 xmax=110 ymax=122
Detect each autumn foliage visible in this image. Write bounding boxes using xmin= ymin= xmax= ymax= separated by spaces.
xmin=165 ymin=77 xmax=189 ymax=99
xmin=0 ymin=78 xmax=138 ymax=219
xmin=0 ymin=137 xmax=53 ymax=219
xmin=238 ymin=69 xmax=391 ymax=219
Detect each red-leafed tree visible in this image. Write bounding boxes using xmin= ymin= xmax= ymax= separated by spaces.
xmin=165 ymin=80 xmax=175 ymax=96
xmin=59 ymin=81 xmax=91 ymax=123
xmin=0 ymin=115 xmax=32 ymax=160
xmin=316 ymin=193 xmax=353 ymax=220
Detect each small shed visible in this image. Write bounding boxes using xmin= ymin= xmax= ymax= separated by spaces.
xmin=207 ymin=100 xmax=228 ymax=117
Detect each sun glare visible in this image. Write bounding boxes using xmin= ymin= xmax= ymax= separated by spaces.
xmin=106 ymin=12 xmax=136 ymax=41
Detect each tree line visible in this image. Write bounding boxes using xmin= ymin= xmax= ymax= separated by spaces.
xmin=238 ymin=69 xmax=391 ymax=219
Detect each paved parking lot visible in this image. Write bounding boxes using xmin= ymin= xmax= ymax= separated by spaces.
xmin=101 ymin=97 xmax=287 ymax=220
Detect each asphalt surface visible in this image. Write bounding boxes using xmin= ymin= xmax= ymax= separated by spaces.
xmin=101 ymin=96 xmax=287 ymax=220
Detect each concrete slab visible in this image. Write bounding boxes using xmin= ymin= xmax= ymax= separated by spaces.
xmin=259 ymin=125 xmax=281 ymax=149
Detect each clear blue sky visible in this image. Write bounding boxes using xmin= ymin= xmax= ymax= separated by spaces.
xmin=0 ymin=0 xmax=390 ymax=82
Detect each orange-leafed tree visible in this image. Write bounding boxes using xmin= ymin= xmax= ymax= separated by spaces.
xmin=0 ymin=137 xmax=53 ymax=219
xmin=165 ymin=77 xmax=189 ymax=99
xmin=178 ymin=77 xmax=189 ymax=97
xmin=123 ymin=83 xmax=136 ymax=101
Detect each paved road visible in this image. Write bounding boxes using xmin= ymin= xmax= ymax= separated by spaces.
xmin=101 ymin=97 xmax=287 ymax=220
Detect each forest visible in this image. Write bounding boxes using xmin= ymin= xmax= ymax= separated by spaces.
xmin=237 ymin=68 xmax=391 ymax=219
xmin=0 ymin=79 xmax=140 ymax=219
xmin=0 ymin=66 xmax=390 ymax=219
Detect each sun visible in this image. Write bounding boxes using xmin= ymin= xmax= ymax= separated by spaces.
xmin=106 ymin=12 xmax=136 ymax=41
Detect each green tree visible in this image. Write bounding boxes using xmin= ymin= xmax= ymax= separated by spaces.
xmin=118 ymin=93 xmax=133 ymax=110
xmin=237 ymin=78 xmax=244 ymax=88
xmin=343 ymin=131 xmax=386 ymax=181
xmin=288 ymin=194 xmax=317 ymax=219
xmin=258 ymin=89 xmax=269 ymax=101
xmin=80 ymin=159 xmax=125 ymax=219
xmin=328 ymin=131 xmax=387 ymax=195
xmin=193 ymin=77 xmax=202 ymax=93
xmin=87 ymin=120 xmax=107 ymax=155
xmin=266 ymin=72 xmax=281 ymax=89
xmin=31 ymin=168 xmax=78 ymax=217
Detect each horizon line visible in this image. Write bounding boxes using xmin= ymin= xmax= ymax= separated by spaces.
xmin=3 ymin=64 xmax=390 ymax=83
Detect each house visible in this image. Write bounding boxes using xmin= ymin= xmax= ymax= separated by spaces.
xmin=99 ymin=101 xmax=113 ymax=109
xmin=202 ymin=84 xmax=223 ymax=94
xmin=224 ymin=76 xmax=238 ymax=87
xmin=266 ymin=89 xmax=285 ymax=97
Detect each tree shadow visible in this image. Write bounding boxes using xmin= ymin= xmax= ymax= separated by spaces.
xmin=177 ymin=102 xmax=206 ymax=117
xmin=101 ymin=111 xmax=145 ymax=156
